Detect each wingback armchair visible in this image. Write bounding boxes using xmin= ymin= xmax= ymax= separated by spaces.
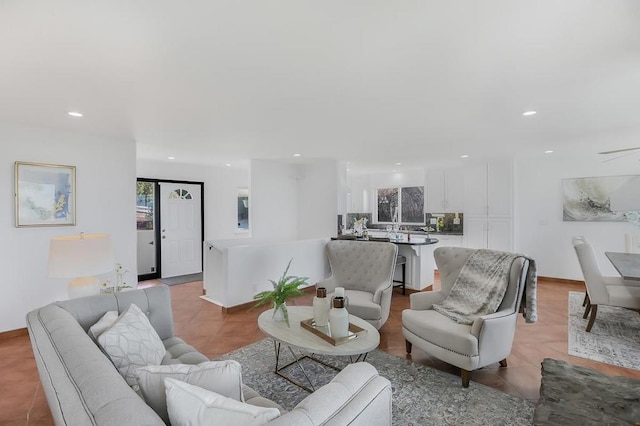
xmin=317 ymin=240 xmax=398 ymax=329
xmin=402 ymin=246 xmax=531 ymax=387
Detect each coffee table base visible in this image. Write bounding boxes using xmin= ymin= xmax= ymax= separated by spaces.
xmin=273 ymin=340 xmax=369 ymax=392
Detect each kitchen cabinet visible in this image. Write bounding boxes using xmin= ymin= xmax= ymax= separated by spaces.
xmin=487 ymin=162 xmax=513 ymax=217
xmin=426 ymin=169 xmax=464 ymax=213
xmin=432 ymin=234 xmax=465 ymax=271
xmin=463 ymin=161 xmax=513 ymax=251
xmin=464 ymin=218 xmax=512 ymax=251
xmin=433 ymin=234 xmax=464 ymax=248
xmin=463 ymin=162 xmax=512 ymax=217
xmin=398 ymin=243 xmax=437 ymax=291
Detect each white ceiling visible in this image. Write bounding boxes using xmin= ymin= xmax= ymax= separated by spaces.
xmin=1 ymin=1 xmax=639 ymax=172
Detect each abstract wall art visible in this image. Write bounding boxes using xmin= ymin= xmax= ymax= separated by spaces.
xmin=562 ymin=175 xmax=639 ymax=222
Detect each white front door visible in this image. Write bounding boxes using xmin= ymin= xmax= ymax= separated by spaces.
xmin=160 ymin=182 xmax=202 ymax=278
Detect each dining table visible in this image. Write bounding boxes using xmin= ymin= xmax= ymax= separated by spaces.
xmin=604 ymin=251 xmax=640 ymax=281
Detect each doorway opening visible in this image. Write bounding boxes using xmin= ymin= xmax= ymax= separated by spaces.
xmin=136 ymin=178 xmax=204 ymax=282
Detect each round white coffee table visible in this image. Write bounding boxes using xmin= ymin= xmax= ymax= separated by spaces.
xmin=258 ymin=305 xmax=380 ymax=391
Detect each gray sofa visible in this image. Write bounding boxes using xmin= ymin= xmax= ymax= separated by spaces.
xmin=27 ymin=285 xmax=392 ymax=425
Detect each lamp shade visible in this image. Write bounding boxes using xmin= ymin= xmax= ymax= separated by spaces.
xmin=48 ymin=234 xmax=115 ymax=278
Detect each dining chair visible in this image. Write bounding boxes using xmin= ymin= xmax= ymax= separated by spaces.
xmin=572 ymin=236 xmax=640 ymax=332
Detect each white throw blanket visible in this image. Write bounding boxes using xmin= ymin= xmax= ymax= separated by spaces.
xmin=432 ymin=249 xmax=537 ymax=325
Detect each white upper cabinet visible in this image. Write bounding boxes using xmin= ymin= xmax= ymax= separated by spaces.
xmin=426 ymin=169 xmax=464 ymax=213
xmin=463 ymin=164 xmax=489 ymax=216
xmin=426 ymin=170 xmax=445 ymax=212
xmin=463 ymin=161 xmax=513 ymax=217
xmin=462 ymin=160 xmax=514 ymax=251
xmin=487 ymin=161 xmax=513 ymax=217
xmin=446 ymin=171 xmax=465 ymax=212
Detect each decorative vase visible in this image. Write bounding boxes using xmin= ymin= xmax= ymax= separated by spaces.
xmin=313 ymin=287 xmax=329 ymax=327
xmin=273 ymin=302 xmax=287 ymax=322
xmin=329 ymin=296 xmax=349 ymax=338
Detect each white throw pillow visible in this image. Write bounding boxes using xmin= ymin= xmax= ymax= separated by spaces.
xmin=88 ymin=311 xmax=118 ymax=340
xmin=164 ymin=378 xmax=280 ymax=426
xmin=135 ymin=360 xmax=244 ymax=423
xmin=97 ymin=304 xmax=166 ymax=387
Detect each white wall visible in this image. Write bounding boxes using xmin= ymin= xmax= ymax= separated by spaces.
xmin=515 ymin=148 xmax=640 ymax=280
xmin=297 ymin=160 xmax=338 ymax=239
xmin=205 ymin=238 xmax=330 ymax=307
xmin=346 ymin=149 xmax=640 ymax=281
xmin=337 ymin=161 xmax=348 ymax=219
xmin=250 ymin=159 xmax=299 ymax=240
xmin=0 ymin=122 xmax=136 ymax=332
xmin=136 ymin=159 xmax=250 ymax=240
xmin=250 ymin=159 xmax=340 ymax=240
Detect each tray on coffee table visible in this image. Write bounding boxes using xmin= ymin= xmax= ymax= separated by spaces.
xmin=300 ymin=318 xmax=367 ymax=346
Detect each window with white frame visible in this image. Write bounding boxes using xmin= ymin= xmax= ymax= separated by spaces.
xmin=376 ymin=186 xmax=424 ymax=224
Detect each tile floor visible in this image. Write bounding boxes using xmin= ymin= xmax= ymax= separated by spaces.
xmin=2 ymin=277 xmax=640 ymax=425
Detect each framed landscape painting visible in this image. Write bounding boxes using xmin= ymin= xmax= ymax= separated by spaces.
xmin=15 ymin=162 xmax=76 ymax=227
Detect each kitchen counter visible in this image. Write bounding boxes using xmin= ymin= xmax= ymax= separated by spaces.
xmin=332 ymin=236 xmax=439 ymax=246
xmin=350 ymin=229 xmax=463 ymax=236
xmin=332 ymin=234 xmax=437 ymax=290
xmin=391 ymin=237 xmax=439 ymax=245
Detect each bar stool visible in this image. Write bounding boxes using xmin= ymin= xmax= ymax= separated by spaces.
xmin=393 ymin=255 xmax=407 ymax=295
xmin=367 ymin=237 xmax=407 ymax=295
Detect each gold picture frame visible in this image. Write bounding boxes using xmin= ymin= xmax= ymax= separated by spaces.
xmin=14 ymin=161 xmax=76 ymax=227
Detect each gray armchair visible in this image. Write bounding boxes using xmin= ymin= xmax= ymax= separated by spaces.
xmin=317 ymin=240 xmax=398 ymax=329
xmin=402 ymin=246 xmax=531 ymax=387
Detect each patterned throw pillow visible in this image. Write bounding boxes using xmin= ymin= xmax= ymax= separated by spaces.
xmin=97 ymin=304 xmax=166 ymax=387
xmin=134 ymin=361 xmax=244 ymax=423
xmin=164 ymin=378 xmax=280 ymax=426
xmin=88 ymin=311 xmax=118 ymax=340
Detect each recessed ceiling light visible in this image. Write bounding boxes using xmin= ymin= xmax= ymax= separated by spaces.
xmin=346 ymin=168 xmax=350 ymax=172
xmin=225 ymin=163 xmax=232 ymax=167
xmin=522 ymin=111 xmax=537 ymax=116
xmin=68 ymin=111 xmax=83 ymax=117
xmin=461 ymin=155 xmax=469 ymax=158
xmin=545 ymin=150 xmax=554 ymax=154
xmin=395 ymin=162 xmax=402 ymax=166
xmin=168 ymin=156 xmax=175 ymax=160
xmin=293 ymin=153 xmax=301 ymax=157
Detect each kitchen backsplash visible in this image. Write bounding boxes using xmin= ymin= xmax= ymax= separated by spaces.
xmin=425 ymin=213 xmax=463 ymax=234
xmin=345 ymin=213 xmax=373 ymax=228
xmin=341 ymin=212 xmax=463 ymax=234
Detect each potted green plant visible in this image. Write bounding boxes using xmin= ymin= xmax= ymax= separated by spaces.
xmin=253 ymin=258 xmax=309 ymax=327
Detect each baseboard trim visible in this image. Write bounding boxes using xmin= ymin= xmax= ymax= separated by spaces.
xmin=222 ymin=301 xmax=255 ymax=315
xmin=221 ymin=286 xmax=316 ymax=315
xmin=539 ymin=276 xmax=585 ymax=286
xmin=0 ymin=327 xmax=28 ymax=342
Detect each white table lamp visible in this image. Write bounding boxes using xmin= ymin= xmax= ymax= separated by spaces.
xmin=48 ymin=233 xmax=115 ymax=298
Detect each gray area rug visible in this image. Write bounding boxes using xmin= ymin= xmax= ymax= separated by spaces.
xmin=217 ymin=339 xmax=534 ymax=425
xmin=568 ymin=291 xmax=640 ymax=371
xmin=535 ymin=358 xmax=640 ymax=425
xmin=159 ymin=272 xmax=203 ymax=286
